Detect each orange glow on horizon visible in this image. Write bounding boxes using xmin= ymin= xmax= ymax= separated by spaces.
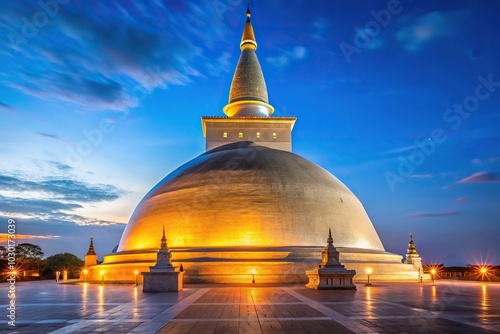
xmin=0 ymin=233 xmax=60 ymax=242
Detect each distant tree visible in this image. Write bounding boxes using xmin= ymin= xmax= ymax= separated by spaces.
xmin=15 ymin=243 xmax=44 ymax=270
xmin=0 ymin=246 xmax=6 ymax=260
xmin=41 ymin=253 xmax=84 ymax=279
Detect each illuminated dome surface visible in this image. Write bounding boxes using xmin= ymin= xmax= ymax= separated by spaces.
xmin=118 ymin=141 xmax=385 ymax=252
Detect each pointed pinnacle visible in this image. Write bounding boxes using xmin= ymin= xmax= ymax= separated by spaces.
xmin=246 ymin=3 xmax=251 ymax=21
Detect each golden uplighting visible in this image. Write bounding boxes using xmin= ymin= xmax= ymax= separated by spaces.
xmin=83 ymin=269 xmax=88 ymax=283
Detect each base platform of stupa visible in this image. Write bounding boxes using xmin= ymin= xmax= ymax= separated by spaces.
xmin=80 ymin=246 xmax=425 ymax=284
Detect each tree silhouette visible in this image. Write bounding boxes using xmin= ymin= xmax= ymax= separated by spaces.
xmin=41 ymin=253 xmax=84 ymax=279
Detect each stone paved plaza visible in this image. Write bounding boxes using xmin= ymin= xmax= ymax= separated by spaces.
xmin=0 ymin=280 xmax=499 ymax=333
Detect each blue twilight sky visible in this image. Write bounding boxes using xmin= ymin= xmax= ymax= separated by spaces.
xmin=0 ymin=1 xmax=499 ymax=266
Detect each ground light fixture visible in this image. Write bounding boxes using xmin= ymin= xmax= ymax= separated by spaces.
xmin=430 ymin=269 xmax=436 ymax=285
xmin=365 ymin=268 xmax=373 ymax=286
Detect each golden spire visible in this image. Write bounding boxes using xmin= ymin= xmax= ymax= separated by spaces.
xmin=161 ymin=225 xmax=168 ymax=249
xmin=223 ymin=5 xmax=274 ymax=117
xmin=327 ymin=227 xmax=333 ymax=245
xmin=86 ymin=236 xmax=96 ymax=256
xmin=240 ymin=5 xmax=257 ymax=51
xmin=407 ymin=233 xmax=418 ymax=255
xmin=320 ymin=227 xmax=341 ymax=268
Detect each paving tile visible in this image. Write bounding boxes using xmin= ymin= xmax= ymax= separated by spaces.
xmin=1 ymin=281 xmax=500 ymax=333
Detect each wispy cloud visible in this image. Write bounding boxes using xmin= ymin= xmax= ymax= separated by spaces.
xmin=453 ymin=196 xmax=466 ymax=204
xmin=0 ymin=1 xmax=236 ymax=111
xmin=355 ymin=28 xmax=385 ymax=51
xmin=0 ymin=170 xmax=127 ymax=227
xmin=410 ymin=174 xmax=432 ymax=179
xmin=396 ymin=11 xmax=461 ymax=51
xmin=382 ymin=144 xmax=418 ymax=155
xmin=48 ymin=161 xmax=73 ymax=172
xmin=311 ymin=17 xmax=329 ymax=40
xmin=410 ymin=211 xmax=459 ymax=218
xmin=266 ymin=46 xmax=308 ymax=70
xmin=0 ymin=174 xmax=125 ymax=202
xmin=0 ymin=195 xmax=82 ymax=216
xmin=459 ymin=172 xmax=500 ymax=184
xmin=0 ymin=101 xmax=13 ymax=111
xmin=0 ymin=195 xmax=123 ymax=227
xmin=471 ymin=157 xmax=499 ymax=165
xmin=34 ymin=132 xmax=69 ymax=144
xmin=206 ymin=52 xmax=232 ymax=77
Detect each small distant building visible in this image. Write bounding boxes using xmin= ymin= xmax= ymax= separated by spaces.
xmin=404 ymin=234 xmax=422 ymax=270
xmin=440 ymin=266 xmax=467 ymax=279
xmin=84 ymin=237 xmax=98 ymax=268
xmin=306 ymin=228 xmax=356 ymax=290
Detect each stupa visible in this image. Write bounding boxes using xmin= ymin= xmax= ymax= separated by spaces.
xmin=404 ymin=234 xmax=422 ymax=270
xmin=83 ymin=6 xmax=422 ymax=283
xmin=306 ymin=229 xmax=356 ymax=290
xmin=142 ymin=227 xmax=183 ymax=292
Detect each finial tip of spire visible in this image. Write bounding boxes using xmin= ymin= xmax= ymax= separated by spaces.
xmin=246 ymin=3 xmax=251 ymax=21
